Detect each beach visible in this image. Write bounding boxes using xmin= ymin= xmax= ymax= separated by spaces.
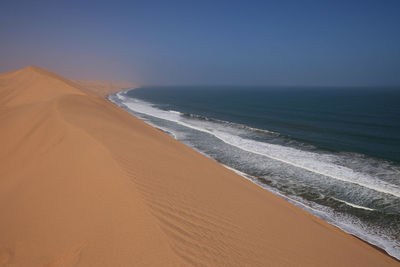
xmin=111 ymin=85 xmax=400 ymax=258
xmin=0 ymin=66 xmax=398 ymax=266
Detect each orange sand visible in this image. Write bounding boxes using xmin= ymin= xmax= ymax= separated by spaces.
xmin=0 ymin=66 xmax=398 ymax=266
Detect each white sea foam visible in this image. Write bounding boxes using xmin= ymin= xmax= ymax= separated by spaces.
xmin=168 ymin=110 xmax=183 ymax=115
xmin=330 ymin=197 xmax=375 ymax=211
xmin=117 ymin=92 xmax=182 ymax=122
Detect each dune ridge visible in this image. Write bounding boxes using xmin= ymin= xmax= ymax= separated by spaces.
xmin=72 ymin=80 xmax=137 ymax=97
xmin=0 ymin=66 xmax=398 ymax=266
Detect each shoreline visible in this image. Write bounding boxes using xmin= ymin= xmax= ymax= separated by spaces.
xmin=108 ymin=88 xmax=400 ymax=261
xmin=1 ymin=66 xmax=398 ymax=266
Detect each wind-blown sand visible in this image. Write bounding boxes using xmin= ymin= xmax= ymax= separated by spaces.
xmin=0 ymin=66 xmax=398 ymax=266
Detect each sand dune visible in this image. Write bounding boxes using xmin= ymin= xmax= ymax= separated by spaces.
xmin=0 ymin=66 xmax=398 ymax=266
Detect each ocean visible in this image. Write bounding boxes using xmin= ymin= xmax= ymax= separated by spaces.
xmin=108 ymin=86 xmax=400 ymax=259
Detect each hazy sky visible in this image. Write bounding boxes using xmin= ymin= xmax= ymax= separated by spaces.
xmin=1 ymin=0 xmax=400 ymax=86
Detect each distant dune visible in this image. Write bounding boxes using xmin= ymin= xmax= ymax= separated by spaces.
xmin=72 ymin=80 xmax=137 ymax=97
xmin=0 ymin=66 xmax=398 ymax=266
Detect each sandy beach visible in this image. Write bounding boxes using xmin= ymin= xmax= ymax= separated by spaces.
xmin=0 ymin=66 xmax=398 ymax=266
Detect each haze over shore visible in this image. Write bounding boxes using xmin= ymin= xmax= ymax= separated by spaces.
xmin=0 ymin=66 xmax=398 ymax=266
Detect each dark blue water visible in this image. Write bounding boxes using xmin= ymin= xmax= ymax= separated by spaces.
xmin=127 ymin=86 xmax=400 ymax=162
xmin=109 ymin=86 xmax=400 ymax=259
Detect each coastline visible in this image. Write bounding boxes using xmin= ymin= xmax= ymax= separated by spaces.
xmin=0 ymin=66 xmax=398 ymax=266
xmin=109 ymin=88 xmax=400 ymax=260
xmin=109 ymin=88 xmax=400 ymax=262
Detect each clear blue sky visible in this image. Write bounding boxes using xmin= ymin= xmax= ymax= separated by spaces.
xmin=1 ymin=0 xmax=399 ymax=86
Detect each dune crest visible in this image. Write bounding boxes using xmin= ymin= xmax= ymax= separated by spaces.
xmin=0 ymin=66 xmax=398 ymax=266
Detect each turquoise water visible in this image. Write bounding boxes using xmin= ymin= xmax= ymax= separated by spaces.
xmin=109 ymin=86 xmax=400 ymax=259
